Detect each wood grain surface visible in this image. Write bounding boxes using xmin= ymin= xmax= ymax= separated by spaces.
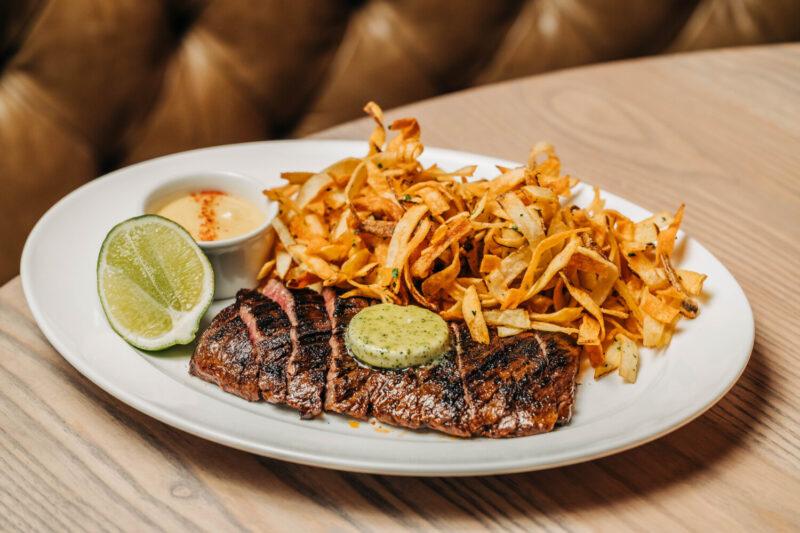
xmin=2 ymin=44 xmax=799 ymax=532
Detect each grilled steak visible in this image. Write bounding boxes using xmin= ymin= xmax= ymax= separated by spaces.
xmin=190 ymin=283 xmax=580 ymax=437
xmin=240 ymin=290 xmax=292 ymax=403
xmin=262 ymin=280 xmax=331 ymax=418
xmin=536 ymin=332 xmax=580 ymax=425
xmin=453 ymin=322 xmax=562 ymax=437
xmin=415 ymin=335 xmax=471 ymax=437
xmin=323 ymin=290 xmax=374 ymax=418
xmin=190 ymin=289 xmax=291 ymax=403
xmin=323 ymin=289 xmax=423 ymax=428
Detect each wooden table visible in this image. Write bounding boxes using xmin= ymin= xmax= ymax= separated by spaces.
xmin=2 ymin=43 xmax=799 ymax=531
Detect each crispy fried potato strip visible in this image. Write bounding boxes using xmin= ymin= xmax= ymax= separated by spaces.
xmin=258 ymin=103 xmax=704 ymax=383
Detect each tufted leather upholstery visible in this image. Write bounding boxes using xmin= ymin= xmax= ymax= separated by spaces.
xmin=1 ymin=0 xmax=798 ymax=283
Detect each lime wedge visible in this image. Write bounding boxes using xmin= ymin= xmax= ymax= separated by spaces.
xmin=97 ymin=215 xmax=214 ymax=351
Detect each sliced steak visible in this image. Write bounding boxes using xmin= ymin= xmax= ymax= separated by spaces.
xmin=535 ymin=332 xmax=580 ymax=425
xmin=416 ymin=336 xmax=472 ymax=437
xmin=190 ymin=289 xmax=289 ymax=402
xmin=323 ymin=290 xmax=461 ymax=433
xmin=192 ymin=284 xmax=580 ymax=437
xmin=263 ymin=280 xmax=331 ymax=418
xmin=367 ymin=368 xmax=421 ymax=429
xmin=322 ymin=289 xmax=374 ymax=419
xmin=238 ymin=291 xmax=292 ymax=403
xmin=453 ymin=322 xmax=564 ymax=437
xmin=324 ymin=289 xmax=421 ymax=428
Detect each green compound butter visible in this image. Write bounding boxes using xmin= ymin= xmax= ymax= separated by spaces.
xmin=345 ymin=303 xmax=450 ymax=369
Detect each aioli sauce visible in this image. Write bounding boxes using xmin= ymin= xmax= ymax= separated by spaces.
xmin=345 ymin=303 xmax=450 ymax=369
xmin=155 ymin=191 xmax=264 ymax=242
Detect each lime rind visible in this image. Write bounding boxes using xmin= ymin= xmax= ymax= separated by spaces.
xmin=97 ymin=214 xmax=214 ymax=351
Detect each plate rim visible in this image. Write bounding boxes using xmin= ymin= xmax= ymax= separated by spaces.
xmin=20 ymin=139 xmax=755 ymax=476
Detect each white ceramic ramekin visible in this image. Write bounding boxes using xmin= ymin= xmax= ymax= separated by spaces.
xmin=143 ymin=171 xmax=275 ymax=300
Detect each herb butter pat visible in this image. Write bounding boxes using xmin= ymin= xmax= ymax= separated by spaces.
xmin=345 ymin=304 xmax=450 ymax=369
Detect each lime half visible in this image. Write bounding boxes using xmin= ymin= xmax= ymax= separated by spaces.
xmin=97 ymin=215 xmax=214 ymax=351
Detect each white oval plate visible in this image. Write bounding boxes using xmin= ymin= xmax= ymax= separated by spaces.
xmin=21 ymin=140 xmax=753 ymax=476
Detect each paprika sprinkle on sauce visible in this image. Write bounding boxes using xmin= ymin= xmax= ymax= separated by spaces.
xmin=155 ymin=190 xmax=265 ymax=242
xmin=193 ymin=190 xmax=224 ymax=241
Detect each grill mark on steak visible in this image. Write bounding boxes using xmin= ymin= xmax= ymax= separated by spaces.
xmin=190 ymin=291 xmax=261 ymax=401
xmin=535 ymin=332 xmax=580 ymax=425
xmin=367 ymin=368 xmax=421 ymax=429
xmin=190 ymin=289 xmax=293 ymax=402
xmin=453 ymin=322 xmax=561 ymax=437
xmin=323 ymin=290 xmax=375 ymax=419
xmin=323 ymin=290 xmax=422 ymax=428
xmin=324 ymin=290 xmax=463 ymax=433
xmin=453 ymin=322 xmax=509 ymax=434
xmin=416 ymin=333 xmax=472 ymax=437
xmin=486 ymin=344 xmax=558 ymax=438
xmin=238 ymin=291 xmax=292 ymax=403
xmin=263 ymin=280 xmax=330 ymax=418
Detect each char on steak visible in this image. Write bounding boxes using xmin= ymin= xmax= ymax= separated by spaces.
xmin=190 ymin=283 xmax=579 ymax=437
xmin=261 ymin=280 xmax=331 ymax=418
xmin=190 ymin=289 xmax=292 ymax=402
